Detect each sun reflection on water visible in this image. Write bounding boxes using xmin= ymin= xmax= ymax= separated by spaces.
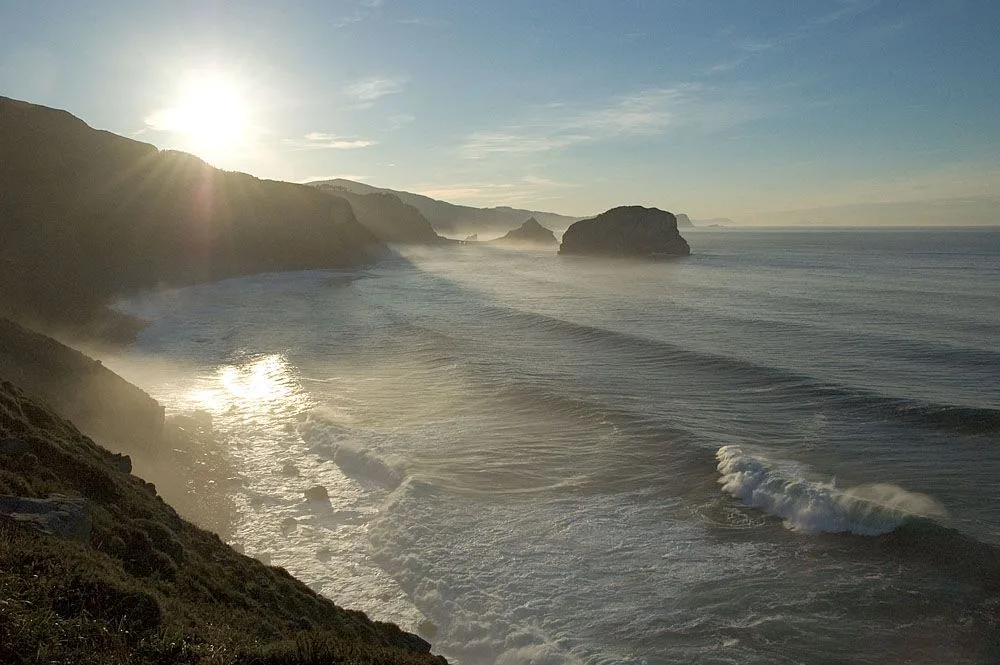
xmin=192 ymin=354 xmax=307 ymax=414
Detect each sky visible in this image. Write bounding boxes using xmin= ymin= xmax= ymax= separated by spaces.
xmin=2 ymin=0 xmax=1000 ymax=224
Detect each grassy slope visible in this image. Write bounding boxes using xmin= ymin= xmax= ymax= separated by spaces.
xmin=0 ymin=379 xmax=445 ymax=665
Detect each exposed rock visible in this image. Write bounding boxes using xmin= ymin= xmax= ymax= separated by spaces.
xmin=304 ymin=485 xmax=330 ymax=501
xmin=491 ymin=218 xmax=558 ymax=246
xmin=464 ymin=233 xmax=478 ymax=242
xmin=0 ymin=494 xmax=91 ymax=541
xmin=280 ymin=462 xmax=300 ymax=477
xmin=558 ymin=206 xmax=691 ymax=258
xmin=280 ymin=517 xmax=299 ymax=534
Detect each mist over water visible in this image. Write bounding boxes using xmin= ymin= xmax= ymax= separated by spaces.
xmin=106 ymin=229 xmax=1000 ymax=664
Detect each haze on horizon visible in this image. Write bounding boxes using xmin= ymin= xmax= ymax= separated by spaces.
xmin=2 ymin=0 xmax=999 ymax=226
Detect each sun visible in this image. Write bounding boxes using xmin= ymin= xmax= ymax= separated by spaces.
xmin=147 ymin=70 xmax=251 ymax=160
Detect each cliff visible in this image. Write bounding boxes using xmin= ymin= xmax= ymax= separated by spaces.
xmin=490 ymin=217 xmax=558 ymax=246
xmin=312 ymin=185 xmax=446 ymax=245
xmin=308 ymin=178 xmax=580 ymax=236
xmin=0 ymin=96 xmax=387 ymax=336
xmin=0 ymin=378 xmax=445 ymax=664
xmin=558 ymin=206 xmax=691 ymax=258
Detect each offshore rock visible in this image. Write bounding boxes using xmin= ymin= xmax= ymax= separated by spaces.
xmin=491 ymin=217 xmax=558 ymax=246
xmin=558 ymin=206 xmax=690 ymax=258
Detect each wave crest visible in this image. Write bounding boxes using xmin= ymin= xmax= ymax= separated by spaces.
xmin=298 ymin=416 xmax=405 ymax=489
xmin=715 ymin=446 xmax=946 ymax=536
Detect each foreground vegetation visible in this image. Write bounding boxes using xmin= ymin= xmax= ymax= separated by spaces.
xmin=0 ymin=379 xmax=444 ymax=664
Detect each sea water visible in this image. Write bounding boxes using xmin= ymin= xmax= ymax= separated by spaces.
xmin=109 ymin=228 xmax=1000 ymax=664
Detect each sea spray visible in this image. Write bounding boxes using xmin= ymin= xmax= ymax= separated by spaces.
xmin=715 ymin=446 xmax=947 ymax=535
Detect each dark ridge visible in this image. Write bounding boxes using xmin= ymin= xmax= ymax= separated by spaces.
xmin=0 ymin=378 xmax=446 ymax=664
xmin=307 ymin=178 xmax=581 ymax=235
xmin=0 ymin=96 xmax=388 ymax=337
xmin=312 ymin=185 xmax=448 ymax=245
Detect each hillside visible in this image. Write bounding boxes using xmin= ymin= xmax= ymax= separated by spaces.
xmin=0 ymin=96 xmax=387 ymax=337
xmin=308 ymin=178 xmax=580 ymax=236
xmin=311 ymin=185 xmax=446 ymax=245
xmin=0 ymin=377 xmax=445 ymax=664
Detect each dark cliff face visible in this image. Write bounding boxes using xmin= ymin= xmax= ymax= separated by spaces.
xmin=313 ymin=186 xmax=445 ymax=244
xmin=491 ymin=217 xmax=558 ymax=246
xmin=558 ymin=206 xmax=691 ymax=258
xmin=0 ymin=96 xmax=387 ymax=331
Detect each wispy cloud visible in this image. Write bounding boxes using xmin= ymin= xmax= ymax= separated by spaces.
xmin=389 ymin=113 xmax=415 ymax=130
xmin=461 ymin=84 xmax=771 ymax=159
xmin=345 ymin=76 xmax=406 ymax=102
xmin=283 ymin=132 xmax=377 ymax=150
xmin=334 ymin=0 xmax=385 ymax=27
xmin=707 ymin=0 xmax=880 ymax=73
xmin=523 ymin=174 xmax=577 ymax=188
xmin=462 ymin=131 xmax=590 ymax=159
xmin=399 ymin=17 xmax=449 ymax=28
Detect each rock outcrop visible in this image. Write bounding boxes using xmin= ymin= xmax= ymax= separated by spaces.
xmin=558 ymin=206 xmax=691 ymax=258
xmin=491 ymin=217 xmax=558 ymax=246
xmin=0 ymin=96 xmax=386 ymax=334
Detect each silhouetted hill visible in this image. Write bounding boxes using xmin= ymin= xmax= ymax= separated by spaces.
xmin=0 ymin=377 xmax=445 ymax=664
xmin=312 ymin=185 xmax=446 ymax=244
xmin=308 ymin=178 xmax=580 ymax=236
xmin=0 ymin=96 xmax=387 ymax=336
xmin=490 ymin=217 xmax=558 ymax=246
xmin=559 ymin=206 xmax=691 ymax=258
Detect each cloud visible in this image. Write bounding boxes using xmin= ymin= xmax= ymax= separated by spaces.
xmin=462 ymin=131 xmax=590 ymax=159
xmin=461 ymin=84 xmax=772 ymax=159
xmin=283 ymin=132 xmax=377 ymax=150
xmin=399 ymin=17 xmax=450 ymax=28
xmin=389 ymin=113 xmax=415 ymax=130
xmin=707 ymin=0 xmax=880 ymax=73
xmin=346 ymin=77 xmax=406 ymax=102
xmin=523 ymin=175 xmax=577 ymax=188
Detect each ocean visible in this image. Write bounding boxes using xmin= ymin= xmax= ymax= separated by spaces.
xmin=108 ymin=227 xmax=1000 ymax=664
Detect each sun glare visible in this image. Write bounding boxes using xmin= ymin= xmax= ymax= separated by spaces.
xmin=148 ymin=70 xmax=251 ymax=160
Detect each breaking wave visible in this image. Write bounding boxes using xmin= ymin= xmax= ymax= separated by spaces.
xmin=298 ymin=415 xmax=405 ymax=489
xmin=715 ymin=446 xmax=947 ymax=536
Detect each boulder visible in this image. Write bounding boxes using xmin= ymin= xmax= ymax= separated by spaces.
xmin=0 ymin=494 xmax=92 ymax=541
xmin=304 ymin=485 xmax=329 ymax=501
xmin=491 ymin=217 xmax=558 ymax=246
xmin=558 ymin=206 xmax=690 ymax=258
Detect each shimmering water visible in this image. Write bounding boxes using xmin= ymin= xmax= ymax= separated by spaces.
xmin=111 ymin=228 xmax=1000 ymax=664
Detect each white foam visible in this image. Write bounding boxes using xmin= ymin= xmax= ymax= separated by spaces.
xmin=298 ymin=416 xmax=405 ymax=489
xmin=716 ymin=445 xmax=947 ymax=536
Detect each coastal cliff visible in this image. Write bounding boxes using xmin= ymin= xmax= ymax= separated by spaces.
xmin=0 ymin=96 xmax=387 ymax=336
xmin=558 ymin=206 xmax=691 ymax=258
xmin=311 ymin=185 xmax=446 ymax=245
xmin=0 ymin=377 xmax=446 ymax=664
